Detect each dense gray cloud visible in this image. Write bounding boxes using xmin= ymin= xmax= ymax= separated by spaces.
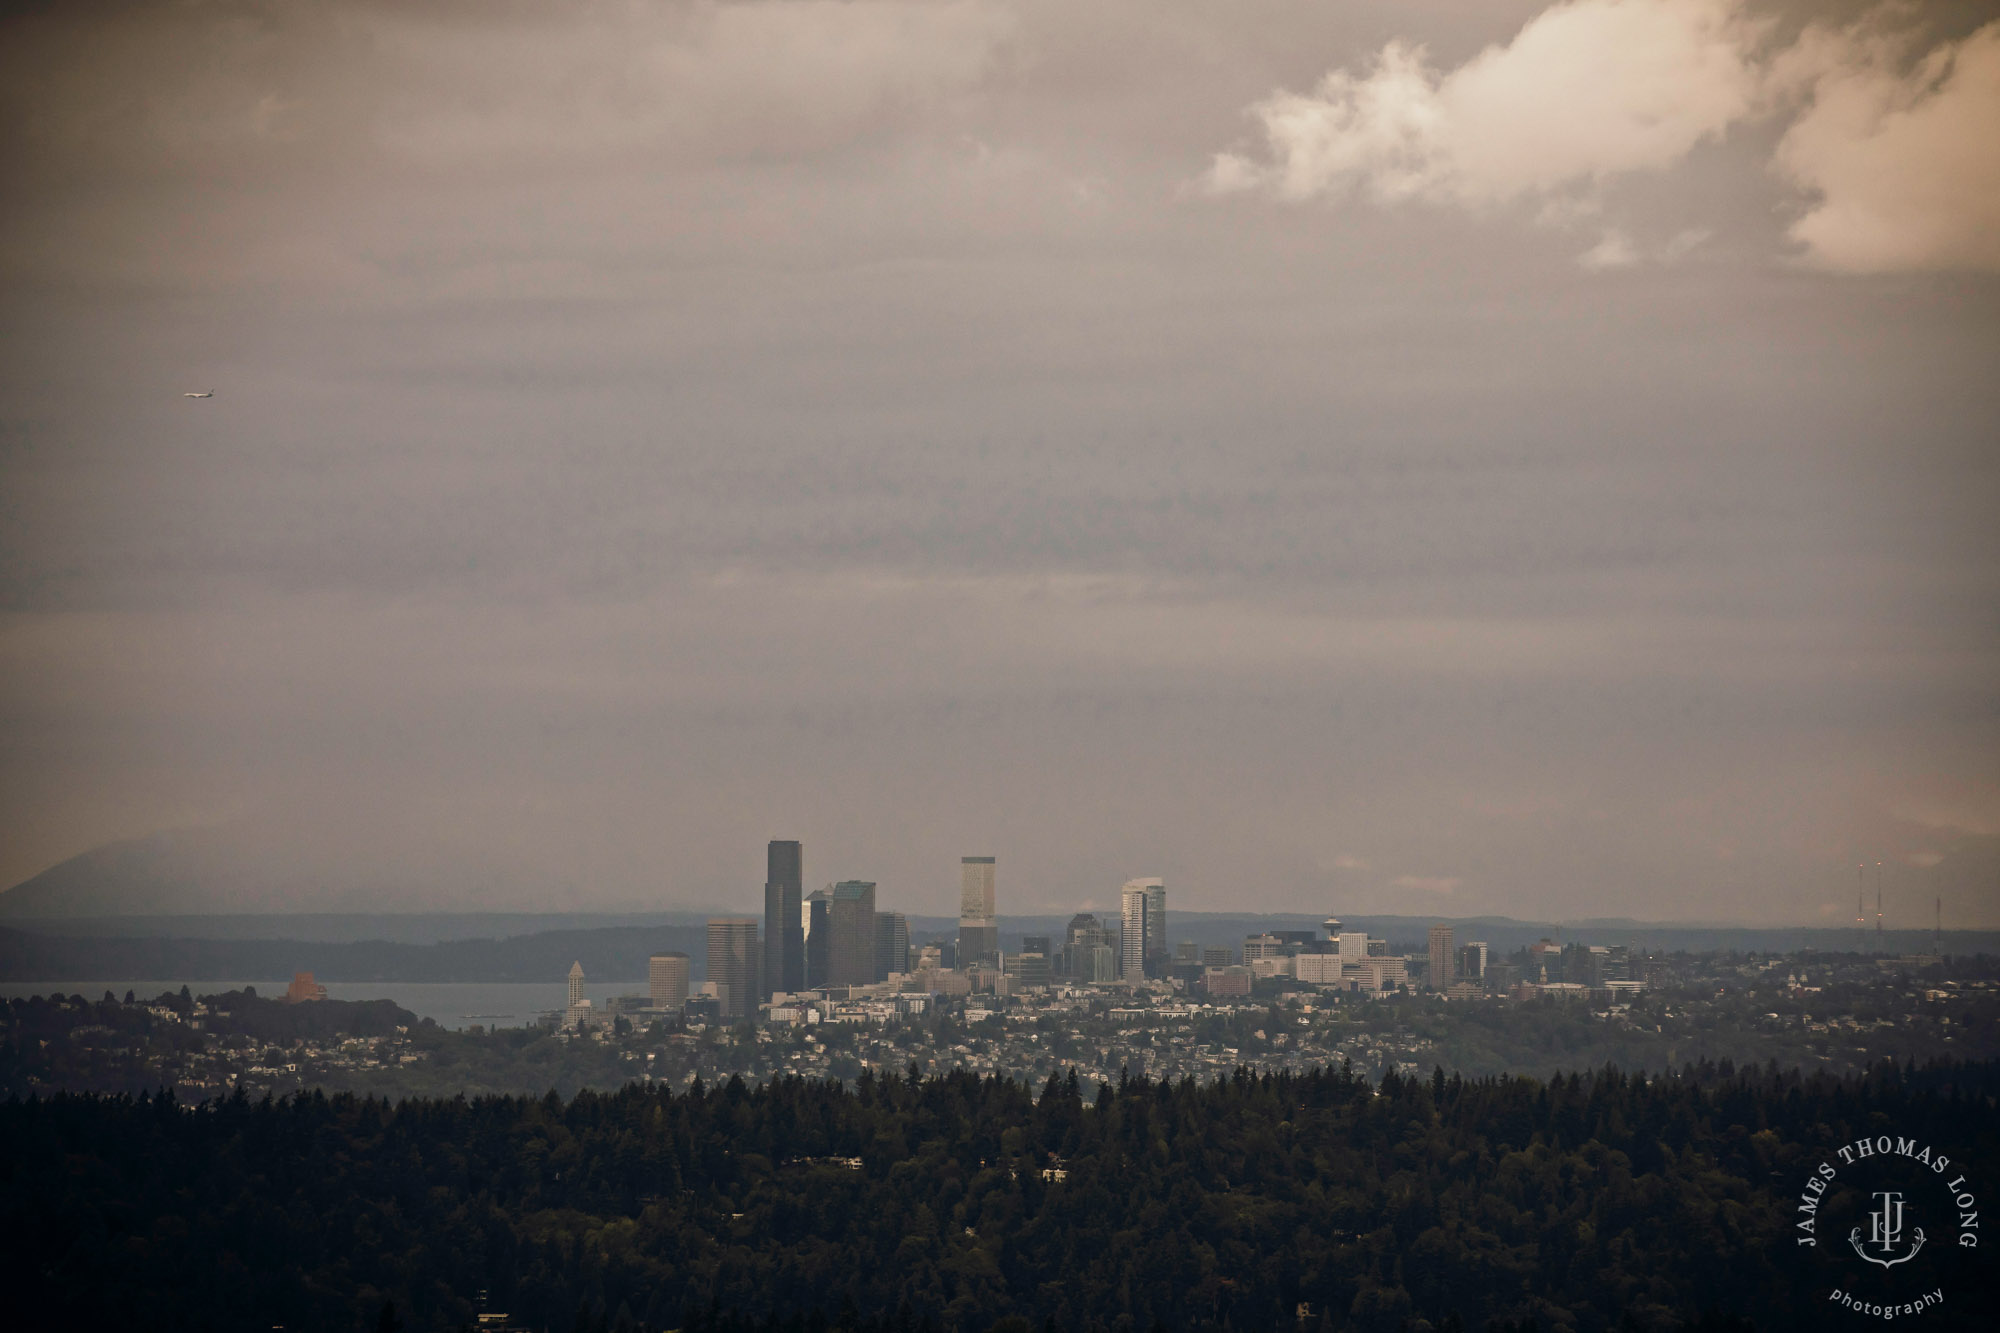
xmin=0 ymin=0 xmax=1995 ymax=926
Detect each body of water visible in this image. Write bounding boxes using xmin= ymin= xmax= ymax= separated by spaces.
xmin=0 ymin=980 xmax=652 ymax=1030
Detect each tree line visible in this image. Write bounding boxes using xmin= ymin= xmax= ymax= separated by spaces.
xmin=4 ymin=1058 xmax=1995 ymax=1332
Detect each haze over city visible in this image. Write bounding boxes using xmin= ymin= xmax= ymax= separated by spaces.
xmin=2 ymin=0 xmax=1997 ymax=926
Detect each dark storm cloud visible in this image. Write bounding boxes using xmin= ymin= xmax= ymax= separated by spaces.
xmin=0 ymin=0 xmax=1995 ymax=925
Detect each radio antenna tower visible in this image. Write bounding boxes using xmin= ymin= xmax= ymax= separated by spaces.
xmin=1856 ymin=864 xmax=1866 ymax=932
xmin=1935 ymin=896 xmax=1942 ymax=956
xmin=1876 ymin=862 xmax=1884 ymax=939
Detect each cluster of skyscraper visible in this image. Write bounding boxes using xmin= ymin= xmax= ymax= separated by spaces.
xmin=669 ymin=843 xmax=1170 ymax=1022
xmin=584 ymin=871 xmax=1629 ymax=1033
xmin=702 ymin=843 xmax=889 ymax=1021
xmin=582 ymin=884 xmax=1643 ymax=1033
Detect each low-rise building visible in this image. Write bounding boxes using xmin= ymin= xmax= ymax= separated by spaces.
xmin=1202 ymin=966 xmax=1252 ymax=997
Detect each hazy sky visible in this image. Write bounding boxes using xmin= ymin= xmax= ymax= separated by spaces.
xmin=2 ymin=0 xmax=1996 ymax=924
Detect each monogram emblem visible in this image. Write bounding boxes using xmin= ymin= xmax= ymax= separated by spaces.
xmin=1849 ymin=1191 xmax=1926 ymax=1269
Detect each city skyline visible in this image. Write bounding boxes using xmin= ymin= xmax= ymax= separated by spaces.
xmin=7 ymin=821 xmax=1990 ymax=932
xmin=676 ymin=878 xmax=1652 ymax=1004
xmin=608 ymin=839 xmax=1993 ymax=932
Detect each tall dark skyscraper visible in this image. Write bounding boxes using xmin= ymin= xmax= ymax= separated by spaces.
xmin=874 ymin=911 xmax=909 ymax=982
xmin=827 ymin=880 xmax=877 ymax=988
xmin=1139 ymin=878 xmax=1167 ymax=975
xmin=1429 ymin=923 xmax=1456 ymax=989
xmin=1064 ymin=912 xmax=1106 ymax=979
xmin=805 ymin=886 xmax=832 ymax=989
xmin=706 ymin=918 xmax=761 ymax=1022
xmin=764 ymin=840 xmax=804 ymax=998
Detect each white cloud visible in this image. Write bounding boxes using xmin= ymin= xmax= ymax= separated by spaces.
xmin=1660 ymin=226 xmax=1713 ymax=261
xmin=1773 ymin=21 xmax=2000 ymax=274
xmin=1577 ymin=230 xmax=1640 ymax=270
xmin=1576 ymin=224 xmax=1712 ymax=269
xmin=1207 ymin=0 xmax=2000 ymax=275
xmin=1205 ymin=0 xmax=1769 ymax=207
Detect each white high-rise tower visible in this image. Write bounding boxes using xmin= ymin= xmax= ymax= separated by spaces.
xmin=1120 ymin=881 xmax=1150 ymax=982
xmin=565 ymin=961 xmax=591 ymax=1030
xmin=959 ymin=857 xmax=998 ymax=966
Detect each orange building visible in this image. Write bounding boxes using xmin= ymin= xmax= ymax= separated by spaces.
xmin=285 ymin=971 xmax=327 ymax=1003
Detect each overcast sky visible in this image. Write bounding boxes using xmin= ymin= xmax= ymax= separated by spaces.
xmin=1 ymin=0 xmax=1996 ymax=925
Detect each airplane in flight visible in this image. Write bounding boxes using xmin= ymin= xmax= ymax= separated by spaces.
xmin=183 ymin=391 xmax=213 ymax=398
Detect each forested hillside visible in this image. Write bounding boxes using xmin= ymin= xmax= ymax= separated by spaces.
xmin=0 ymin=923 xmax=713 ymax=983
xmin=5 ymin=1061 xmax=1995 ymax=1333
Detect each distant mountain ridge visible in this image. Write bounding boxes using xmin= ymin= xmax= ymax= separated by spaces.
xmin=0 ymin=827 xmax=690 ymax=919
xmin=9 ymin=826 xmax=1996 ymax=938
xmin=1 ymin=832 xmax=213 ymax=919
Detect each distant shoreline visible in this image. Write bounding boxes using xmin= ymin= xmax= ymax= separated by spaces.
xmin=3 ymin=913 xmax=1995 ymax=985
